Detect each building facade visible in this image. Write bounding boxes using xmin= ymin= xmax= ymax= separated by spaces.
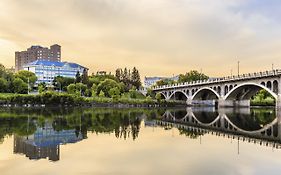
xmin=15 ymin=44 xmax=61 ymax=72
xmin=23 ymin=60 xmax=88 ymax=85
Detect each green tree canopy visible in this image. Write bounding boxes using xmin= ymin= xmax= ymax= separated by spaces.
xmin=15 ymin=70 xmax=37 ymax=85
xmin=178 ymin=70 xmax=209 ymax=83
xmin=13 ymin=78 xmax=28 ymax=94
xmin=0 ymin=78 xmax=7 ymax=92
xmin=53 ymin=76 xmax=75 ymax=91
xmin=97 ymin=79 xmax=120 ymax=97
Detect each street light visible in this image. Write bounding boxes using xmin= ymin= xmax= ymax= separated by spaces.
xmin=27 ymin=77 xmax=30 ymax=95
xmin=237 ymin=61 xmax=240 ymax=76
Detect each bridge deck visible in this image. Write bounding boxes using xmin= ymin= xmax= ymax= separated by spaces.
xmin=153 ymin=69 xmax=281 ymax=90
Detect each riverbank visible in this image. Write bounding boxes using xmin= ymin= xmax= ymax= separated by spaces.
xmin=0 ymin=92 xmax=185 ymax=108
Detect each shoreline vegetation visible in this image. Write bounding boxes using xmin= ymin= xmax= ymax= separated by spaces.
xmin=0 ymin=92 xmax=185 ymax=107
xmin=0 ymin=92 xmax=274 ymax=107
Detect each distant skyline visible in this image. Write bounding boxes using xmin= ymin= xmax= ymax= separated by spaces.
xmin=0 ymin=0 xmax=281 ymax=78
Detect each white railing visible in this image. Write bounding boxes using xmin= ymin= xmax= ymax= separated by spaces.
xmin=152 ymin=69 xmax=281 ymax=90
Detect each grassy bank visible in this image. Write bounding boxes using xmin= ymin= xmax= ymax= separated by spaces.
xmin=0 ymin=92 xmax=184 ymax=107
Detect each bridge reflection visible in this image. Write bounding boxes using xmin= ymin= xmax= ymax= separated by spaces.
xmin=156 ymin=108 xmax=281 ymax=149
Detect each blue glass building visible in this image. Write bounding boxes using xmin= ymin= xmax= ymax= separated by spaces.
xmin=23 ymin=60 xmax=88 ymax=85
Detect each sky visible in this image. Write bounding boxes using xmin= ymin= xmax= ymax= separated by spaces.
xmin=0 ymin=0 xmax=281 ymax=78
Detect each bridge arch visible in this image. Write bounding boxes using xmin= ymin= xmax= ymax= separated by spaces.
xmin=224 ymin=82 xmax=278 ymax=101
xmin=192 ymin=87 xmax=220 ymax=100
xmin=169 ymin=90 xmax=188 ymax=101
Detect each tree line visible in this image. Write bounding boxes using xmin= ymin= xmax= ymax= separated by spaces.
xmin=0 ymin=64 xmax=37 ymax=94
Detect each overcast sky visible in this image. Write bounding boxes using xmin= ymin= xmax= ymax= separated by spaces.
xmin=0 ymin=0 xmax=280 ymax=78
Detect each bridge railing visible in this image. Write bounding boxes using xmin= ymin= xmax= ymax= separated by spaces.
xmin=152 ymin=69 xmax=281 ymax=90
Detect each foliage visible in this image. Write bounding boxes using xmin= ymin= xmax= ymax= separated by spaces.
xmin=97 ymin=79 xmax=120 ymax=97
xmin=38 ymin=83 xmax=46 ymax=94
xmin=131 ymin=67 xmax=141 ymax=89
xmin=53 ymin=76 xmax=75 ymax=91
xmin=156 ymin=79 xmax=176 ymax=86
xmin=115 ymin=67 xmax=142 ymax=91
xmin=178 ymin=70 xmax=209 ymax=83
xmin=251 ymin=89 xmax=275 ymax=106
xmin=109 ymin=87 xmax=121 ymax=99
xmin=12 ymin=78 xmax=28 ymax=94
xmin=67 ymin=83 xmax=87 ymax=96
xmin=81 ymin=69 xmax=89 ymax=85
xmin=75 ymin=71 xmax=81 ymax=83
xmin=0 ymin=78 xmax=7 ymax=93
xmin=155 ymin=93 xmax=163 ymax=103
xmin=15 ymin=70 xmax=37 ymax=86
xmin=146 ymin=88 xmax=155 ymax=98
xmin=99 ymin=90 xmax=105 ymax=97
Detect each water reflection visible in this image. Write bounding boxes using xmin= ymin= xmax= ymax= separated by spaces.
xmin=14 ymin=123 xmax=83 ymax=161
xmin=157 ymin=107 xmax=280 ymax=149
xmin=0 ymin=107 xmax=279 ymax=162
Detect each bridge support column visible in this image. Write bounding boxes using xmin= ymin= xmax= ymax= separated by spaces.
xmin=276 ymin=108 xmax=281 ymax=141
xmin=276 ymin=95 xmax=281 ymax=109
xmin=218 ymin=98 xmax=225 ymax=107
xmin=186 ymin=98 xmax=192 ymax=106
xmin=219 ymin=99 xmax=250 ymax=107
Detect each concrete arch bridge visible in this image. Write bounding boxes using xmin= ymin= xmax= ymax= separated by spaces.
xmin=152 ymin=70 xmax=281 ymax=107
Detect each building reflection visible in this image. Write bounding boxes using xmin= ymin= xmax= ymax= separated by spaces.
xmin=14 ymin=122 xmax=83 ymax=161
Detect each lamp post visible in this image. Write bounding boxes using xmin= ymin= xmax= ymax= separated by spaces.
xmin=237 ymin=61 xmax=240 ymax=76
xmin=27 ymin=77 xmax=30 ymax=95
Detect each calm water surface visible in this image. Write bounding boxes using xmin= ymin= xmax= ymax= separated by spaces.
xmin=0 ymin=107 xmax=280 ymax=175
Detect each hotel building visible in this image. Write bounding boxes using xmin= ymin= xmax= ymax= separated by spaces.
xmin=23 ymin=60 xmax=88 ymax=85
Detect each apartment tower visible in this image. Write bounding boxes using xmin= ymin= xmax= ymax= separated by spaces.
xmin=15 ymin=44 xmax=61 ymax=72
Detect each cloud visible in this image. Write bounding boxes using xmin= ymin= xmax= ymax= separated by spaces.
xmin=0 ymin=0 xmax=280 ymax=77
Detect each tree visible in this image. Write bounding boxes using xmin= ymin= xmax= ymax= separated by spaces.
xmin=15 ymin=70 xmax=37 ymax=87
xmin=146 ymin=88 xmax=155 ymax=98
xmin=97 ymin=79 xmax=120 ymax=97
xmin=81 ymin=69 xmax=89 ymax=85
xmin=53 ymin=76 xmax=75 ymax=91
xmin=0 ymin=78 xmax=7 ymax=92
xmin=38 ymin=83 xmax=46 ymax=94
xmin=75 ymin=71 xmax=81 ymax=83
xmin=76 ymin=83 xmax=87 ymax=96
xmin=131 ymin=67 xmax=141 ymax=89
xmin=115 ymin=68 xmax=122 ymax=82
xmin=67 ymin=83 xmax=87 ymax=96
xmin=122 ymin=68 xmax=129 ymax=84
xmin=155 ymin=93 xmax=163 ymax=103
xmin=178 ymin=70 xmax=209 ymax=83
xmin=67 ymin=84 xmax=76 ymax=94
xmin=91 ymin=84 xmax=98 ymax=97
xmin=129 ymin=88 xmax=137 ymax=99
xmin=155 ymin=79 xmax=175 ymax=86
xmin=12 ymin=78 xmax=28 ymax=94
xmin=256 ymin=89 xmax=272 ymax=101
xmin=99 ymin=90 xmax=105 ymax=97
xmin=109 ymin=87 xmax=121 ymax=100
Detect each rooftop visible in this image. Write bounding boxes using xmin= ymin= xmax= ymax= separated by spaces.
xmin=24 ymin=60 xmax=88 ymax=69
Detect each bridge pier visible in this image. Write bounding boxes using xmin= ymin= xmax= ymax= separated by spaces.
xmin=276 ymin=95 xmax=281 ymax=108
xmin=218 ymin=99 xmax=250 ymax=108
xmin=186 ymin=98 xmax=192 ymax=106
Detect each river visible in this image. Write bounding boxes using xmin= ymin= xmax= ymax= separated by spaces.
xmin=0 ymin=107 xmax=280 ymax=175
